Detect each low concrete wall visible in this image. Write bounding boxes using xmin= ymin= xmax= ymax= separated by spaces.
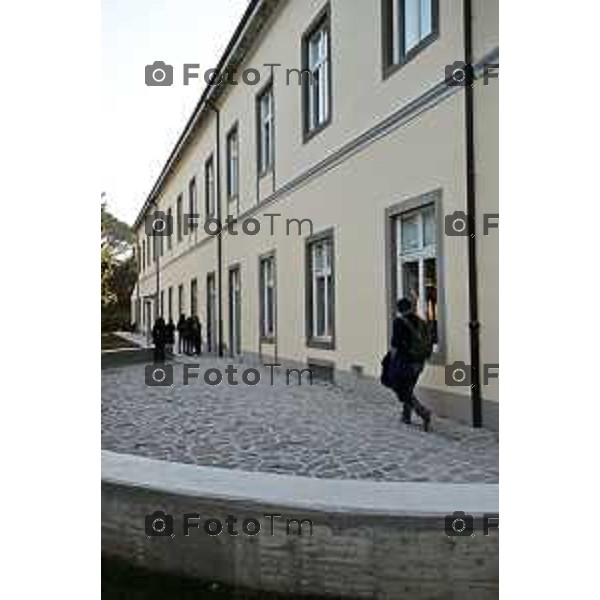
xmin=102 ymin=451 xmax=498 ymax=598
xmin=101 ymin=348 xmax=155 ymax=370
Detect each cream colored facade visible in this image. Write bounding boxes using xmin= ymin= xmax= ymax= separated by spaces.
xmin=132 ymin=0 xmax=499 ymax=427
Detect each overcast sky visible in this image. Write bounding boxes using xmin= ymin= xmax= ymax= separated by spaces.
xmin=102 ymin=0 xmax=250 ymax=225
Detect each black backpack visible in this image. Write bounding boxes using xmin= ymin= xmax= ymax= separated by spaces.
xmin=402 ymin=316 xmax=433 ymax=362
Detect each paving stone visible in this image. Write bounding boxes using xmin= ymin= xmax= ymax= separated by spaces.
xmin=101 ymin=357 xmax=499 ymax=483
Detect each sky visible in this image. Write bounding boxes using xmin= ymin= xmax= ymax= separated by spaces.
xmin=102 ymin=0 xmax=250 ymax=225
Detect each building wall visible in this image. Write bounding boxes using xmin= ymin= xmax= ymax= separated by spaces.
xmin=134 ymin=0 xmax=499 ymax=421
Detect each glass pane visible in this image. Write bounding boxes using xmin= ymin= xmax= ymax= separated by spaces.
xmin=313 ymin=243 xmax=325 ymax=273
xmin=424 ymin=258 xmax=438 ymax=344
xmin=326 ymin=274 xmax=333 ymax=337
xmin=404 ymin=0 xmax=420 ymax=52
xmin=420 ymin=0 xmax=433 ymax=38
xmin=316 ymin=276 xmax=326 ymax=337
xmin=401 ymin=214 xmax=420 ymax=253
xmin=402 ymin=261 xmax=420 ymax=308
xmin=422 ymin=205 xmax=435 ymax=247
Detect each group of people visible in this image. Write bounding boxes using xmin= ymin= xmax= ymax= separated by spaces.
xmin=151 ymin=314 xmax=202 ymax=363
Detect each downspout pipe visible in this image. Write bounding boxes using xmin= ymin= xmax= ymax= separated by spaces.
xmin=463 ymin=0 xmax=483 ymax=427
xmin=207 ymin=100 xmax=224 ymax=358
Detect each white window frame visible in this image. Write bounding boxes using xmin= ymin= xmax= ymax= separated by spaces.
xmin=260 ymin=256 xmax=276 ymax=339
xmin=205 ymin=157 xmax=216 ymax=219
xmin=227 ymin=127 xmax=239 ymax=201
xmin=395 ymin=204 xmax=438 ymax=347
xmin=306 ymin=22 xmax=330 ymax=132
xmin=391 ymin=0 xmax=435 ymax=65
xmin=258 ymin=88 xmax=274 ymax=174
xmin=310 ymin=238 xmax=333 ymax=342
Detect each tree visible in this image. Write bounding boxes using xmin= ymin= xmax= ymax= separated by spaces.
xmin=101 ymin=199 xmax=137 ymax=330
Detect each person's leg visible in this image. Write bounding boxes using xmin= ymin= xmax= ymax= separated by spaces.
xmin=411 ymin=363 xmax=432 ymax=430
xmin=394 ymin=380 xmax=413 ymax=424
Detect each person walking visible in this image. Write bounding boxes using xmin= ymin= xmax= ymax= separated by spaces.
xmin=176 ymin=314 xmax=186 ymax=355
xmin=165 ymin=319 xmax=175 ymax=356
xmin=192 ymin=316 xmax=202 ymax=356
xmin=151 ymin=317 xmax=167 ymax=363
xmin=389 ymin=298 xmax=433 ymax=431
xmin=184 ymin=315 xmax=195 ymax=355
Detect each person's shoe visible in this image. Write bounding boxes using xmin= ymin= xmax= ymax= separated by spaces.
xmin=422 ymin=412 xmax=432 ymax=432
xmin=401 ymin=417 xmax=412 ymax=426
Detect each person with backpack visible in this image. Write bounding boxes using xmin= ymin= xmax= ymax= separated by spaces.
xmin=388 ymin=297 xmax=433 ymax=431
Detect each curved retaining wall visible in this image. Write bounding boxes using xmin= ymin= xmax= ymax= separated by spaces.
xmin=102 ymin=451 xmax=498 ymax=598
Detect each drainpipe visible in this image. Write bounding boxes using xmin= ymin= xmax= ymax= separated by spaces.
xmin=463 ymin=0 xmax=483 ymax=428
xmin=207 ymin=99 xmax=224 ymax=358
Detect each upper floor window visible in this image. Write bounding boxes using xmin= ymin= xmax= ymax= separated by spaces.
xmin=189 ymin=177 xmax=198 ymax=231
xmin=257 ymin=86 xmax=274 ymax=175
xmin=226 ymin=125 xmax=239 ymax=204
xmin=205 ymin=156 xmax=216 ymax=219
xmin=306 ymin=231 xmax=335 ymax=349
xmin=383 ymin=0 xmax=438 ymax=73
xmin=302 ymin=7 xmax=331 ymax=139
xmin=177 ymin=194 xmax=183 ymax=242
xmin=167 ymin=208 xmax=173 ymax=250
xmin=141 ymin=240 xmax=146 ymax=271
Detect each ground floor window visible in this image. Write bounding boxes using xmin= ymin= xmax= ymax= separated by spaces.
xmin=394 ymin=201 xmax=439 ymax=348
xmin=306 ymin=230 xmax=335 ymax=348
xmin=190 ymin=278 xmax=198 ymax=317
xmin=178 ymin=284 xmax=184 ymax=318
xmin=259 ymin=254 xmax=276 ymax=341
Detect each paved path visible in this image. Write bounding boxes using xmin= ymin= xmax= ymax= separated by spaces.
xmin=101 ymin=357 xmax=498 ymax=483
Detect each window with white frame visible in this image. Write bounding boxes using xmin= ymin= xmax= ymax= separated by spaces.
xmin=395 ymin=203 xmax=439 ymax=348
xmin=307 ymin=234 xmax=334 ymax=345
xmin=260 ymin=255 xmax=276 ymax=339
xmin=258 ymin=88 xmax=274 ymax=175
xmin=386 ymin=0 xmax=437 ymax=67
xmin=205 ymin=156 xmax=216 ymax=219
xmin=227 ymin=126 xmax=239 ymax=203
xmin=167 ymin=208 xmax=173 ymax=249
xmin=304 ymin=14 xmax=330 ymax=134
xmin=189 ymin=177 xmax=198 ymax=231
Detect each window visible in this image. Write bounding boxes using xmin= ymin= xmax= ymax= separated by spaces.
xmin=306 ymin=232 xmax=335 ymax=348
xmin=160 ymin=290 xmax=164 ymax=318
xmin=142 ymin=240 xmax=146 ymax=271
xmin=168 ymin=286 xmax=173 ymax=321
xmin=190 ymin=279 xmax=198 ymax=317
xmin=303 ymin=7 xmax=331 ymax=138
xmin=146 ymin=235 xmax=151 ymax=266
xmin=205 ymin=156 xmax=216 ymax=219
xmin=257 ymin=86 xmax=274 ymax=174
xmin=159 ymin=227 xmax=164 ymax=257
xmin=177 ymin=195 xmax=183 ymax=242
xmin=189 ymin=178 xmax=197 ymax=231
xmin=178 ymin=284 xmax=184 ymax=317
xmin=167 ymin=208 xmax=173 ymax=250
xmin=259 ymin=254 xmax=276 ymax=340
xmin=383 ymin=0 xmax=438 ymax=72
xmin=226 ymin=125 xmax=239 ymax=205
xmin=395 ymin=203 xmax=439 ymax=349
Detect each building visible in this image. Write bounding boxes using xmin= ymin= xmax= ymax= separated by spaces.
xmin=131 ymin=0 xmax=499 ymax=429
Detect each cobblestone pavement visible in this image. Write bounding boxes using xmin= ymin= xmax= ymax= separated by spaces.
xmin=101 ymin=357 xmax=499 ymax=483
